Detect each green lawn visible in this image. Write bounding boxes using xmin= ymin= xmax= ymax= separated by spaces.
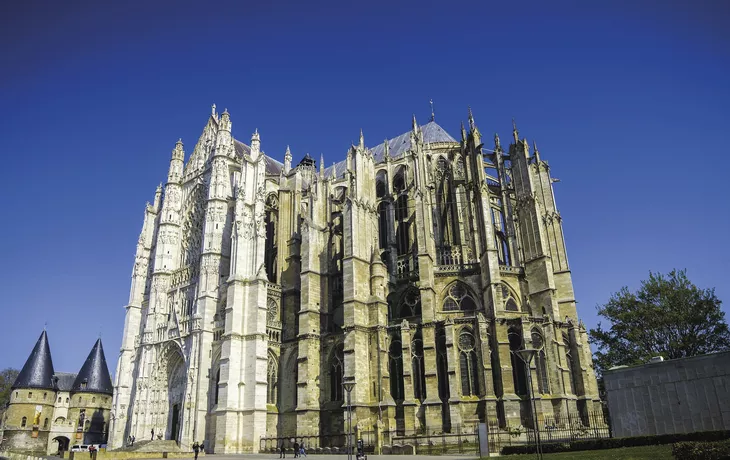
xmin=495 ymin=444 xmax=674 ymax=459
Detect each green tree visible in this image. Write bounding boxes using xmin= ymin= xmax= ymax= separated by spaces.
xmin=589 ymin=269 xmax=730 ymax=375
xmin=0 ymin=368 xmax=19 ymax=408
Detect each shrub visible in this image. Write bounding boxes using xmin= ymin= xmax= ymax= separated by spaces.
xmin=672 ymin=439 xmax=730 ymax=460
xmin=500 ymin=429 xmax=730 ymax=455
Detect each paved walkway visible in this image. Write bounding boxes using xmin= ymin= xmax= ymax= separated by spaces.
xmin=134 ymin=455 xmax=481 ymax=460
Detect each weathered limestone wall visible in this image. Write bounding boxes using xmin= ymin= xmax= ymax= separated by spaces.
xmin=604 ymin=352 xmax=730 ymax=438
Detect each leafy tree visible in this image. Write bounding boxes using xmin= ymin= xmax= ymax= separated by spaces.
xmin=589 ymin=269 xmax=730 ymax=375
xmin=0 ymin=368 xmax=19 ymax=408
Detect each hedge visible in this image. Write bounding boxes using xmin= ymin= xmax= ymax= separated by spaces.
xmin=500 ymin=429 xmax=730 ymax=455
xmin=672 ymin=439 xmax=730 ymax=460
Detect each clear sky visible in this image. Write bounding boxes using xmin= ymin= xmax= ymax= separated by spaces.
xmin=1 ymin=0 xmax=728 ymax=375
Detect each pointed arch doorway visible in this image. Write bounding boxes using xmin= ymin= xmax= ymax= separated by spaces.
xmin=158 ymin=344 xmax=187 ymax=443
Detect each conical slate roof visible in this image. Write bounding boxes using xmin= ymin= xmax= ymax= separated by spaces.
xmin=72 ymin=339 xmax=113 ymax=395
xmin=12 ymin=330 xmax=56 ymax=390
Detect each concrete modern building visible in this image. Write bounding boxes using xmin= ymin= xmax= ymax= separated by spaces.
xmin=111 ymin=106 xmax=601 ymax=453
xmin=1 ymin=331 xmax=113 ymax=455
xmin=604 ymin=352 xmax=730 ymax=438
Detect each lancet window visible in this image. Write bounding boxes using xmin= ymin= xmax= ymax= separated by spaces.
xmin=267 ymin=352 xmax=278 ymax=405
xmin=563 ymin=333 xmax=581 ymax=395
xmin=264 ymin=193 xmax=279 ymax=283
xmin=330 ymin=345 xmax=344 ymax=402
xmin=389 ymin=335 xmax=404 ymax=401
xmin=442 ymin=282 xmax=477 ymax=311
xmin=434 ymin=157 xmax=459 ymax=248
xmin=508 ymin=328 xmax=527 ymax=396
xmin=412 ymin=331 xmax=427 ymax=401
xmin=531 ymin=329 xmax=550 ymax=394
xmin=491 ymin=200 xmax=511 ymax=266
xmin=458 ymin=328 xmax=480 ymax=396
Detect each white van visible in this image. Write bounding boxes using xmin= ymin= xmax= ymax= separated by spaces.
xmin=70 ymin=445 xmax=89 ymax=452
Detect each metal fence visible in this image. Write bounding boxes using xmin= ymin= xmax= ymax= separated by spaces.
xmin=259 ymin=410 xmax=610 ymax=455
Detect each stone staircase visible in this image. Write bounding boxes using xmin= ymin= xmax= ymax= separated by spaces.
xmin=117 ymin=440 xmax=182 ymax=452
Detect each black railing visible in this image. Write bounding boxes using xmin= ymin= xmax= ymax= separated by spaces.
xmin=259 ymin=410 xmax=610 ymax=455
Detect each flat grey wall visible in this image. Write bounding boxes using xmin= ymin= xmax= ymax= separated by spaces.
xmin=604 ymin=352 xmax=730 ymax=438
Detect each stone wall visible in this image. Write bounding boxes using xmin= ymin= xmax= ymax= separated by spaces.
xmin=604 ymin=351 xmax=730 ymax=438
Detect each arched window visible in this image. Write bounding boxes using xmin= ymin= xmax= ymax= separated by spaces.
xmin=442 ymin=282 xmax=477 ymax=311
xmin=265 ymin=193 xmax=279 ymax=283
xmin=55 ymin=417 xmax=65 ymax=425
xmin=395 ymin=195 xmax=410 ymax=256
xmin=412 ymin=332 xmax=426 ymax=401
xmin=330 ymin=345 xmax=344 ymax=402
xmin=389 ymin=337 xmax=404 ymax=401
xmin=396 ymin=288 xmax=421 ymax=319
xmin=459 ymin=329 xmax=480 ymax=396
xmin=508 ymin=329 xmax=527 ymax=396
xmin=376 ymin=170 xmax=388 ymax=198
xmin=393 ymin=166 xmax=406 ymax=193
xmin=563 ymin=333 xmax=581 ymax=395
xmin=214 ymin=369 xmax=220 ymax=405
xmin=436 ymin=327 xmax=450 ymax=401
xmin=491 ymin=203 xmax=511 ymax=266
xmin=43 ymin=418 xmax=48 ymax=429
xmin=378 ymin=202 xmax=389 ymax=250
xmin=21 ymin=417 xmax=27 ymax=428
xmin=435 ymin=157 xmax=458 ymax=247
xmin=531 ymin=329 xmax=550 ymax=394
xmin=65 ymin=397 xmax=69 ymax=404
xmin=92 ymin=397 xmax=96 ymax=403
xmin=267 ymin=352 xmax=278 ymax=405
xmin=43 ymin=392 xmax=47 ymax=400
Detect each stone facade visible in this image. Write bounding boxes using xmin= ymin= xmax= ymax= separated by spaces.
xmin=111 ymin=106 xmax=601 ymax=453
xmin=1 ymin=332 xmax=113 ymax=455
xmin=604 ymin=352 xmax=730 ymax=437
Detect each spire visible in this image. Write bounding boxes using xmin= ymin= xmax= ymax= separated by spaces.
xmin=320 ymin=153 xmax=325 ymax=178
xmin=284 ymin=145 xmax=292 ymax=174
xmin=468 ymin=107 xmax=476 ymax=132
xmin=494 ymin=133 xmax=502 ymax=151
xmin=533 ymin=140 xmax=541 ymax=162
xmin=460 ymin=121 xmax=467 ymax=142
xmin=72 ymin=339 xmax=113 ymax=395
xmin=359 ymin=129 xmax=365 ymax=149
xmin=13 ymin=330 xmax=55 ymax=390
xmin=430 ymin=99 xmax=435 ymax=122
xmin=250 ymin=129 xmax=261 ymax=158
xmin=211 ymin=103 xmax=216 ymax=117
xmin=219 ymin=108 xmax=231 ymax=132
xmin=512 ymin=118 xmax=519 ymax=143
xmin=412 ymin=114 xmax=418 ymax=132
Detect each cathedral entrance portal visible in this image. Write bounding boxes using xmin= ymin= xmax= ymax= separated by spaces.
xmin=161 ymin=344 xmax=187 ymax=443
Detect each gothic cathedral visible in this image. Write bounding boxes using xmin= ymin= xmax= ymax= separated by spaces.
xmin=111 ymin=105 xmax=601 ymax=453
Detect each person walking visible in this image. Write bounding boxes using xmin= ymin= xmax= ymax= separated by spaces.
xmin=299 ymin=441 xmax=306 ymax=457
xmin=279 ymin=441 xmax=286 ymax=458
xmin=151 ymin=428 xmax=155 ymax=441
xmin=193 ymin=441 xmax=200 ymax=460
xmin=293 ymin=441 xmax=299 ymax=458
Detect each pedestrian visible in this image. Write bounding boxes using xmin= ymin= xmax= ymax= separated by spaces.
xmin=193 ymin=441 xmax=200 ymax=460
xmin=299 ymin=441 xmax=306 ymax=457
xmin=279 ymin=441 xmax=286 ymax=459
xmin=293 ymin=441 xmax=299 ymax=458
xmin=151 ymin=428 xmax=155 ymax=441
xmin=131 ymin=435 xmax=136 ymax=446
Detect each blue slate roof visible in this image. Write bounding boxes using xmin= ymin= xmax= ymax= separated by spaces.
xmin=72 ymin=339 xmax=113 ymax=395
xmin=324 ymin=121 xmax=458 ymax=179
xmin=13 ymin=330 xmax=56 ymax=390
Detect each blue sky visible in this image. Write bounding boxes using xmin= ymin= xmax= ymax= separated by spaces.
xmin=1 ymin=0 xmax=728 ymax=374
